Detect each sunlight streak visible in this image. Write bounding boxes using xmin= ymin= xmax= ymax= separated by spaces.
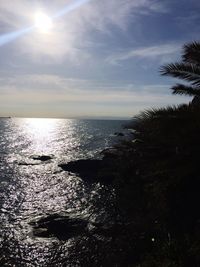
xmin=0 ymin=27 xmax=33 ymax=47
xmin=0 ymin=0 xmax=92 ymax=47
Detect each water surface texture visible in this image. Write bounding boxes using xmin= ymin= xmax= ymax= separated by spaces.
xmin=0 ymin=118 xmax=127 ymax=266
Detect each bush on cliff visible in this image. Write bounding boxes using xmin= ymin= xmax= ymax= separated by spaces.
xmin=111 ymin=42 xmax=200 ymax=266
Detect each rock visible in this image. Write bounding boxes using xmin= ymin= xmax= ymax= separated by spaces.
xmin=33 ymin=228 xmax=49 ymax=238
xmin=59 ymin=159 xmax=103 ymax=172
xmin=32 ymin=155 xmax=53 ymax=161
xmin=18 ymin=162 xmax=39 ymax=166
xmin=31 ymin=213 xmax=125 ymax=240
xmin=31 ymin=213 xmax=88 ymax=240
xmin=58 ymin=159 xmax=111 ymax=182
xmin=30 ymin=212 xmax=129 ymax=240
xmin=114 ymin=132 xmax=124 ymax=137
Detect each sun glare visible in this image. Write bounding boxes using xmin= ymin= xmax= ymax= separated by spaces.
xmin=34 ymin=12 xmax=53 ymax=33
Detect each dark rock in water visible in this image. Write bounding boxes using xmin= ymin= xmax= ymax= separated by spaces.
xmin=18 ymin=155 xmax=53 ymax=166
xmin=18 ymin=162 xmax=39 ymax=166
xmin=114 ymin=132 xmax=124 ymax=137
xmin=33 ymin=228 xmax=49 ymax=238
xmin=58 ymin=159 xmax=112 ymax=182
xmin=31 ymin=214 xmax=88 ymax=240
xmin=59 ymin=159 xmax=104 ymax=173
xmin=32 ymin=155 xmax=53 ymax=161
xmin=31 ymin=213 xmax=125 ymax=240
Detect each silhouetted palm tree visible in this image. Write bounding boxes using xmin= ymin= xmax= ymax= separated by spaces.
xmin=160 ymin=41 xmax=200 ymax=105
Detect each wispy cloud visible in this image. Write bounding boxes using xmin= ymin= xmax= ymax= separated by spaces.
xmin=0 ymin=73 xmax=190 ymax=103
xmin=0 ymin=0 xmax=169 ymax=63
xmin=0 ymin=73 xmax=191 ymax=117
xmin=107 ymin=43 xmax=181 ymax=65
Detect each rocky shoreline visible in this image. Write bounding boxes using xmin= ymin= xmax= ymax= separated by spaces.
xmin=30 ymin=212 xmax=126 ymax=240
xmin=26 ymin=149 xmax=123 ymax=240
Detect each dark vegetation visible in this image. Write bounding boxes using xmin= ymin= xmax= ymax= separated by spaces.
xmin=107 ymin=41 xmax=200 ymax=266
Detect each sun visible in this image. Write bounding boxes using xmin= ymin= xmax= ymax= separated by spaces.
xmin=34 ymin=12 xmax=53 ymax=33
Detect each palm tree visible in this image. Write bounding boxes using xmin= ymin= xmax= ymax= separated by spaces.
xmin=160 ymin=41 xmax=200 ymax=105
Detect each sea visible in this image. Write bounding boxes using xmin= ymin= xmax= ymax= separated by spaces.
xmin=0 ymin=118 xmax=130 ymax=267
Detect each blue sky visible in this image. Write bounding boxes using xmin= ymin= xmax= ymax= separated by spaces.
xmin=0 ymin=0 xmax=199 ymax=118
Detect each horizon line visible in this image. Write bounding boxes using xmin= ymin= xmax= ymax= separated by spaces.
xmin=0 ymin=115 xmax=132 ymax=121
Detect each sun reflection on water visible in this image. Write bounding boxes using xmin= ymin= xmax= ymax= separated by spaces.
xmin=23 ymin=118 xmax=58 ymax=137
xmin=0 ymin=118 xmax=124 ymax=266
xmin=21 ymin=118 xmax=64 ymax=154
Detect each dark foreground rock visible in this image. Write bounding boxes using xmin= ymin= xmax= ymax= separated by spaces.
xmin=18 ymin=155 xmax=53 ymax=166
xmin=32 ymin=155 xmax=53 ymax=161
xmin=59 ymin=159 xmax=104 ymax=173
xmin=30 ymin=214 xmax=88 ymax=240
xmin=114 ymin=132 xmax=124 ymax=137
xmin=18 ymin=162 xmax=39 ymax=166
xmin=30 ymin=213 xmax=127 ymax=240
xmin=58 ymin=159 xmax=115 ymax=182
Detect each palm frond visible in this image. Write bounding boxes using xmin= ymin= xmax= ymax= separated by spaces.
xmin=183 ymin=41 xmax=200 ymax=65
xmin=135 ymin=106 xmax=178 ymax=121
xmin=160 ymin=63 xmax=200 ymax=86
xmin=171 ymin=84 xmax=200 ymax=96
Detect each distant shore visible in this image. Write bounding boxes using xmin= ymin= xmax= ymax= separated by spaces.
xmin=0 ymin=116 xmax=131 ymax=120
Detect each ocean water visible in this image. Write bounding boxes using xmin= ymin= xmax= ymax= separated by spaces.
xmin=0 ymin=118 xmax=128 ymax=266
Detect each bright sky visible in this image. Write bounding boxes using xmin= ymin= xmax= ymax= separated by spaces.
xmin=0 ymin=0 xmax=199 ymax=118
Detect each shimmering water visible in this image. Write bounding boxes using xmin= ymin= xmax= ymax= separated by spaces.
xmin=0 ymin=118 xmax=127 ymax=266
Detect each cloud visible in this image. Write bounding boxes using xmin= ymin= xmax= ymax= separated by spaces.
xmin=0 ymin=0 xmax=168 ymax=63
xmin=106 ymin=43 xmax=181 ymax=65
xmin=148 ymin=1 xmax=169 ymax=13
xmin=0 ymin=73 xmax=191 ymax=117
xmin=0 ymin=74 xmax=190 ymax=104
